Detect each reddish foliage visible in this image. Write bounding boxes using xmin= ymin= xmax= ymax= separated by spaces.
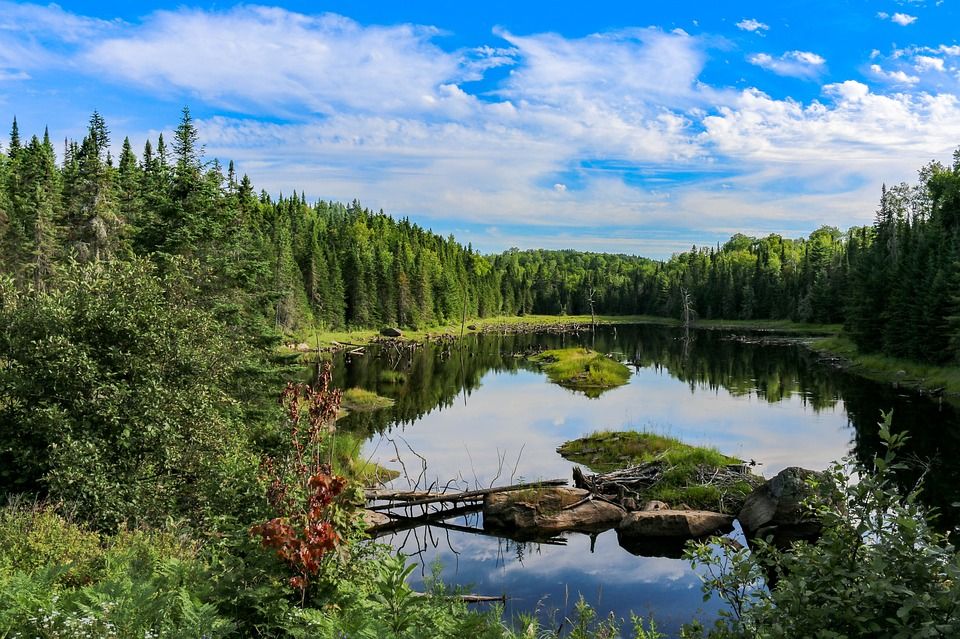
xmin=251 ymin=363 xmax=348 ymax=594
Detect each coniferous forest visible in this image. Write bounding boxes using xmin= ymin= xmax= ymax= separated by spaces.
xmin=3 ymin=110 xmax=959 ymax=364
xmin=3 ymin=109 xmax=960 ymax=636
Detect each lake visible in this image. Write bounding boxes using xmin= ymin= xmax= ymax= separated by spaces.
xmin=329 ymin=324 xmax=960 ymax=635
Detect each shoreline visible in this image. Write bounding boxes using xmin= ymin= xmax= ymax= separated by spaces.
xmin=289 ymin=315 xmax=958 ymax=399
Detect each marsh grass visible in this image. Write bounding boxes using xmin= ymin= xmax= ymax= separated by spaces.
xmin=531 ymin=348 xmax=630 ymax=397
xmin=341 ymin=388 xmax=395 ymax=412
xmin=378 ymin=370 xmax=408 ymax=385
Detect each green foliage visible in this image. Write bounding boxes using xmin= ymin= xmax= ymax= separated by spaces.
xmin=0 ymin=259 xmax=252 ymax=529
xmin=686 ymin=411 xmax=960 ymax=638
xmin=0 ymin=505 xmax=232 ymax=638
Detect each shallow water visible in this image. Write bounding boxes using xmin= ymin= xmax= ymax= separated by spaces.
xmin=331 ymin=325 xmax=960 ymax=634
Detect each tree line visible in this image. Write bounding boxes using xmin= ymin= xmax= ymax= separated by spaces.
xmin=2 ymin=110 xmax=958 ymax=364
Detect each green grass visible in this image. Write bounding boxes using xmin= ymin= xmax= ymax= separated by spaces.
xmin=557 ymin=430 xmax=761 ymax=513
xmin=341 ymin=388 xmax=396 ymax=412
xmin=530 ymin=348 xmax=631 ymax=397
xmin=379 ymin=370 xmax=408 ymax=385
xmin=812 ymin=335 xmax=960 ymax=399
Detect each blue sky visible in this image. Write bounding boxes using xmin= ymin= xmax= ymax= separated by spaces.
xmin=3 ymin=1 xmax=960 ymax=258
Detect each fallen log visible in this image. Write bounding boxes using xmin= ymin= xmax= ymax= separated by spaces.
xmin=366 ymin=478 xmax=567 ymax=512
xmin=412 ymin=592 xmax=506 ymax=603
xmin=364 ymin=488 xmax=446 ymax=501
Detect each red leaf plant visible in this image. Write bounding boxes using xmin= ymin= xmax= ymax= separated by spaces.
xmin=251 ymin=362 xmax=348 ymax=598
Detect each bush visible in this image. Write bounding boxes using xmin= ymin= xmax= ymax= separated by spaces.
xmin=686 ymin=411 xmax=960 ymax=638
xmin=0 ymin=260 xmax=251 ymax=529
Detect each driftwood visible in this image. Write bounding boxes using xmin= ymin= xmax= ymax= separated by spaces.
xmin=412 ymin=592 xmax=506 ymax=603
xmin=366 ymin=478 xmax=567 ymax=512
xmin=364 ymin=488 xmax=444 ymax=501
xmin=573 ymin=462 xmax=763 ymax=513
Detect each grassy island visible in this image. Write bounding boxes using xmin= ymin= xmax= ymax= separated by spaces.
xmin=558 ymin=431 xmax=762 ymax=512
xmin=530 ymin=348 xmax=631 ymax=397
xmin=341 ymin=388 xmax=396 ymax=412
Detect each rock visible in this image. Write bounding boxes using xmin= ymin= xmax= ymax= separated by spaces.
xmin=616 ymin=509 xmax=734 ymax=558
xmin=295 ymin=342 xmax=312 ymax=352
xmin=467 ymin=324 xmax=478 ymax=331
xmin=380 ymin=327 xmax=403 ymax=338
xmin=483 ymin=487 xmax=625 ymax=538
xmin=361 ymin=509 xmax=392 ymax=531
xmin=737 ymin=467 xmax=832 ymax=549
xmin=642 ymin=500 xmax=670 ymax=511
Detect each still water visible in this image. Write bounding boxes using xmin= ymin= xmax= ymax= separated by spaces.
xmin=330 ymin=325 xmax=959 ymax=634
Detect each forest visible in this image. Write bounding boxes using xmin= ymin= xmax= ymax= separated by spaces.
xmin=3 ymin=110 xmax=960 ymax=364
xmin=1 ymin=110 xmax=960 ymax=636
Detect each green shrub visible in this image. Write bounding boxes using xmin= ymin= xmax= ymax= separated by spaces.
xmin=0 ymin=261 xmax=249 ymax=529
xmin=686 ymin=411 xmax=960 ymax=638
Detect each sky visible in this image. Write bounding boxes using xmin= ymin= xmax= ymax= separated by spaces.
xmin=3 ymin=1 xmax=960 ymax=258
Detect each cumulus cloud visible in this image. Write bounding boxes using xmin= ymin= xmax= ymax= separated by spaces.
xmin=748 ymin=50 xmax=826 ymax=79
xmin=736 ymin=18 xmax=769 ymax=33
xmin=877 ymin=12 xmax=918 ymax=26
xmin=914 ymin=55 xmax=945 ymax=72
xmin=81 ymin=7 xmax=470 ymax=117
xmin=6 ymin=2 xmax=960 ymax=256
xmin=870 ymin=63 xmax=920 ymax=84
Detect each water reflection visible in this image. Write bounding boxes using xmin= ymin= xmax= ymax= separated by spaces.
xmin=332 ymin=325 xmax=960 ymax=634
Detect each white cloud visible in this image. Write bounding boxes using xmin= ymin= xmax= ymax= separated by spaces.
xmin=914 ymin=55 xmax=945 ymax=72
xmin=82 ymin=7 xmax=470 ymax=117
xmin=736 ymin=18 xmax=769 ymax=33
xmin=892 ymin=12 xmax=918 ymax=26
xmin=7 ymin=3 xmax=960 ymax=257
xmin=0 ymin=1 xmax=116 ymax=43
xmin=748 ymin=50 xmax=825 ymax=79
xmin=879 ymin=12 xmax=918 ymax=25
xmin=870 ymin=63 xmax=920 ymax=84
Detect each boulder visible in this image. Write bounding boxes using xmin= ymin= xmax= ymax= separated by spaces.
xmin=642 ymin=500 xmax=670 ymax=511
xmin=483 ymin=487 xmax=625 ymax=538
xmin=737 ymin=467 xmax=831 ymax=549
xmin=295 ymin=342 xmax=313 ymax=352
xmin=361 ymin=509 xmax=392 ymax=532
xmin=380 ymin=327 xmax=403 ymax=338
xmin=467 ymin=324 xmax=478 ymax=331
xmin=616 ymin=509 xmax=734 ymax=558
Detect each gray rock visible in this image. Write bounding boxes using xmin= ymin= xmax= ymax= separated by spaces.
xmin=362 ymin=509 xmax=392 ymax=532
xmin=380 ymin=327 xmax=403 ymax=338
xmin=484 ymin=487 xmax=625 ymax=538
xmin=737 ymin=466 xmax=832 ymax=548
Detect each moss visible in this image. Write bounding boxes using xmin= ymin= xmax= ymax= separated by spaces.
xmin=341 ymin=388 xmax=395 ymax=412
xmin=558 ymin=430 xmax=762 ymax=513
xmin=530 ymin=348 xmax=631 ymax=397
